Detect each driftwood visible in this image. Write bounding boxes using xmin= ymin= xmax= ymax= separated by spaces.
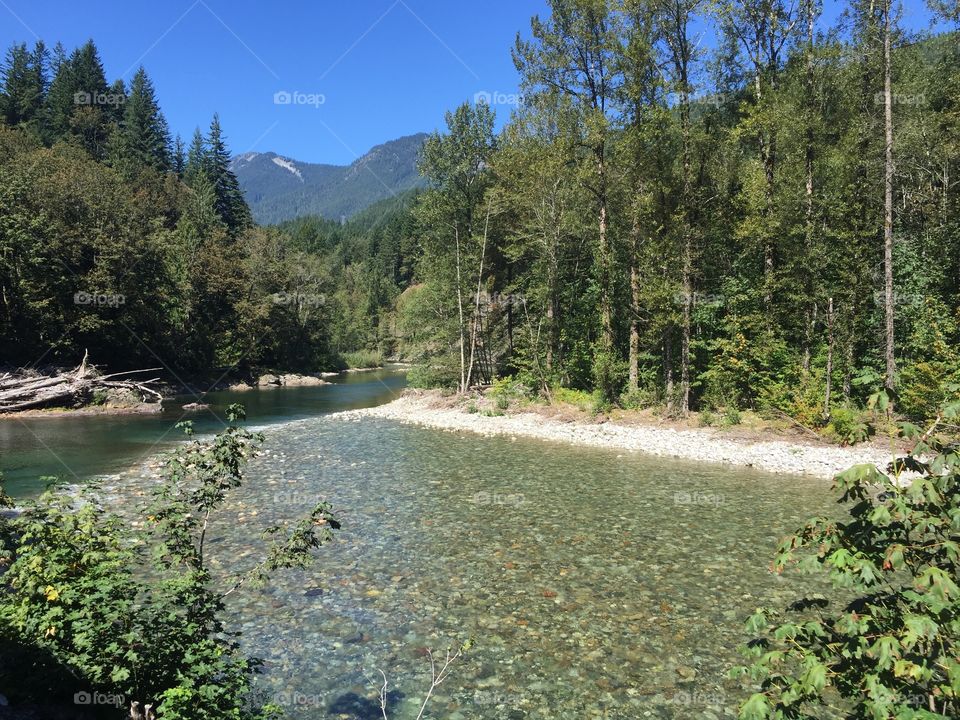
xmin=0 ymin=352 xmax=163 ymax=413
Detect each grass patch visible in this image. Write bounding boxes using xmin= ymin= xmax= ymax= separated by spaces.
xmin=341 ymin=349 xmax=384 ymax=369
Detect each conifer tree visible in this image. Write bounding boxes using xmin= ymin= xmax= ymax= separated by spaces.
xmin=205 ymin=113 xmax=252 ymax=233
xmin=109 ymin=67 xmax=171 ymax=174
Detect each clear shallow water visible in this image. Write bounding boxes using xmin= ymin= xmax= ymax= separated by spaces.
xmin=0 ymin=368 xmax=406 ymax=496
xmin=153 ymin=414 xmax=840 ymax=720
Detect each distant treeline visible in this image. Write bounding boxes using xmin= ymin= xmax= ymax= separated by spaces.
xmin=0 ymin=39 xmax=413 ymax=377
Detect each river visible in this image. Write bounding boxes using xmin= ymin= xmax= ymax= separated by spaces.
xmin=0 ymin=367 xmax=406 ymax=496
xmin=0 ymin=369 xmax=837 ymax=718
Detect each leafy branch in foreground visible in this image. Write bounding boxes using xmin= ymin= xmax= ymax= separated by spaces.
xmin=733 ymin=395 xmax=960 ymax=719
xmin=0 ymin=404 xmax=340 ymax=719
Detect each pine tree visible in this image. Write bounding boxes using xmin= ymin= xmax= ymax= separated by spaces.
xmin=44 ymin=39 xmax=110 ymax=152
xmin=0 ymin=41 xmax=47 ymax=130
xmin=184 ymin=127 xmax=207 ymax=185
xmin=110 ymin=67 xmax=171 ymax=174
xmin=205 ymin=114 xmax=252 ymax=233
xmin=173 ymin=134 xmax=186 ymax=177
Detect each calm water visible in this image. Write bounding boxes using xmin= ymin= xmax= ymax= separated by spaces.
xmin=0 ymin=368 xmax=406 ymax=496
xmin=2 ymin=371 xmax=839 ymax=718
xmin=136 ymin=414 xmax=833 ymax=720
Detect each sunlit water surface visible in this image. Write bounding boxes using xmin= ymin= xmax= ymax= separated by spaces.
xmin=2 ymin=371 xmax=838 ymax=718
xmin=189 ymin=416 xmax=835 ymax=720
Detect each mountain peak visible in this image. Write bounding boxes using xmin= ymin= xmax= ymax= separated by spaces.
xmin=232 ymin=133 xmax=427 ymax=225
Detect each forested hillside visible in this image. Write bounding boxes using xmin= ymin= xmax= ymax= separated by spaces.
xmin=2 ymin=0 xmax=959 ymax=427
xmin=231 ymin=134 xmax=427 ymax=225
xmin=0 ymin=39 xmax=402 ymax=376
xmin=388 ymin=0 xmax=960 ymax=425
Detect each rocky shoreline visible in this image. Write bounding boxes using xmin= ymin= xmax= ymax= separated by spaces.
xmin=333 ymin=392 xmax=904 ymax=480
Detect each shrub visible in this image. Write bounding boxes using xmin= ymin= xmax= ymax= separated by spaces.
xmin=699 ymin=409 xmax=717 ymax=427
xmin=721 ymin=406 xmax=742 ymax=427
xmin=551 ymin=386 xmax=595 ymax=411
xmin=341 ymin=348 xmax=384 ymax=369
xmin=489 ymin=375 xmax=530 ymax=410
xmin=734 ymin=396 xmax=960 ymax=719
xmin=407 ymin=362 xmax=459 ymax=389
xmin=620 ymin=385 xmax=658 ymax=410
xmin=824 ymin=406 xmax=874 ymax=446
xmin=591 ymin=344 xmax=627 ymax=402
xmin=0 ymin=405 xmax=339 ymax=718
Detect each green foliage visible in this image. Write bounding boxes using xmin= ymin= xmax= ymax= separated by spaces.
xmin=341 ymin=349 xmax=384 ymax=369
xmin=0 ymin=406 xmax=340 ymax=717
xmin=489 ymin=375 xmax=533 ymax=410
xmin=734 ymin=397 xmax=960 ymax=718
xmin=824 ymin=406 xmax=875 ymax=446
xmin=407 ymin=362 xmax=460 ymax=390
xmin=722 ymin=406 xmax=742 ymax=427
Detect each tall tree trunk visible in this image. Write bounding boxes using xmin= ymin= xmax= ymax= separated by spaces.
xmin=680 ymin=86 xmax=693 ymax=414
xmin=628 ymin=217 xmax=642 ymax=392
xmin=824 ymin=297 xmax=834 ymax=419
xmin=454 ymin=225 xmax=466 ymax=394
xmin=802 ymin=0 xmax=816 ymax=375
xmin=664 ymin=332 xmax=674 ymax=412
xmin=882 ymin=0 xmax=897 ymax=396
xmin=598 ymin=150 xmax=614 ymax=357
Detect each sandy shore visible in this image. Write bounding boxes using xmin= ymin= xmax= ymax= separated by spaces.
xmin=333 ymin=393 xmax=904 ymax=480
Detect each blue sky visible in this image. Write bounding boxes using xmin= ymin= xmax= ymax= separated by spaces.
xmin=0 ymin=0 xmax=947 ymax=165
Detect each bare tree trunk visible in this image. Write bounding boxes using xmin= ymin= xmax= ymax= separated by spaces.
xmin=882 ymin=0 xmax=897 ymax=397
xmin=664 ymin=332 xmax=674 ymax=412
xmin=678 ymin=65 xmax=693 ymax=415
xmin=802 ymin=0 xmax=816 ymax=376
xmin=824 ymin=297 xmax=834 ymax=419
xmin=628 ymin=219 xmax=642 ymax=392
xmin=597 ymin=151 xmax=614 ymax=358
xmin=465 ymin=208 xmax=490 ymax=390
xmin=454 ymin=226 xmax=466 ymax=394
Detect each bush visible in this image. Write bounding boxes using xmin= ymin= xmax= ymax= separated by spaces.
xmin=620 ymin=385 xmax=658 ymax=410
xmin=489 ymin=375 xmax=531 ymax=410
xmin=0 ymin=405 xmax=339 ymax=718
xmin=824 ymin=406 xmax=874 ymax=446
xmin=698 ymin=409 xmax=716 ymax=427
xmin=734 ymin=396 xmax=960 ymax=719
xmin=407 ymin=362 xmax=460 ymax=389
xmin=341 ymin=349 xmax=384 ymax=369
xmin=721 ymin=406 xmax=742 ymax=427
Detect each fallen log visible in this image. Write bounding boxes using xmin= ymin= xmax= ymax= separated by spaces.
xmin=0 ymin=353 xmax=164 ymax=413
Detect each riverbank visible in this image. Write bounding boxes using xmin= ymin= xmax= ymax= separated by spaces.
xmin=335 ymin=390 xmax=906 ymax=479
xmin=0 ymin=367 xmax=386 ymax=419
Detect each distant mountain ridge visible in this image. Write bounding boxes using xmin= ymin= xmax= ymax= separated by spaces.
xmin=231 ymin=132 xmax=428 ymax=225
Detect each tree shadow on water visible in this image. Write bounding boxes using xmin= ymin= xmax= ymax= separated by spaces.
xmin=327 ymin=690 xmax=405 ymax=719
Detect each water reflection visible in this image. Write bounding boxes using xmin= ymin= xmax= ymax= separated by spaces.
xmin=0 ymin=367 xmax=406 ymax=495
